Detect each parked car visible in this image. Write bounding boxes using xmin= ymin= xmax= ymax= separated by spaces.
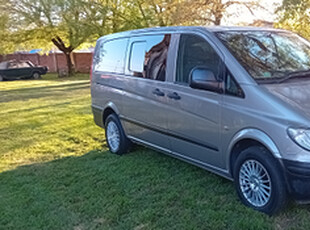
xmin=91 ymin=26 xmax=310 ymax=215
xmin=0 ymin=60 xmax=48 ymax=81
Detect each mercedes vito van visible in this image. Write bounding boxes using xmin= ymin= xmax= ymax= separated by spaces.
xmin=91 ymin=26 xmax=310 ymax=214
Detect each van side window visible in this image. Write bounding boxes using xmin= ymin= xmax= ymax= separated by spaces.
xmin=176 ymin=34 xmax=221 ymax=84
xmin=129 ymin=34 xmax=171 ymax=81
xmin=225 ymin=70 xmax=244 ymax=98
xmin=96 ymin=38 xmax=128 ymax=74
xmin=129 ymin=41 xmax=147 ymax=77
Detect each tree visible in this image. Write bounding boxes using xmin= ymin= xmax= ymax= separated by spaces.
xmin=0 ymin=14 xmax=10 ymax=53
xmin=129 ymin=0 xmax=183 ymax=26
xmin=102 ymin=0 xmax=182 ymax=30
xmin=116 ymin=0 xmax=265 ymax=28
xmin=3 ymin=0 xmax=109 ymax=75
xmin=276 ymin=0 xmax=310 ymax=39
xmin=176 ymin=0 xmax=265 ymax=26
xmin=0 ymin=3 xmax=17 ymax=54
xmin=0 ymin=0 xmax=269 ymax=76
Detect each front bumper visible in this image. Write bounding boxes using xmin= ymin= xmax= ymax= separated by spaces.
xmin=282 ymin=159 xmax=310 ymax=202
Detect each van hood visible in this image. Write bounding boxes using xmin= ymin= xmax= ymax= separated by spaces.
xmin=263 ymin=80 xmax=310 ymax=119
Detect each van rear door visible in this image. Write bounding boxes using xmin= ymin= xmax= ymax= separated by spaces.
xmin=91 ymin=37 xmax=129 ymax=120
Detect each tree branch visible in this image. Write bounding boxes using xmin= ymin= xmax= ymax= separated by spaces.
xmin=136 ymin=0 xmax=149 ymax=27
xmin=51 ymin=36 xmax=72 ymax=53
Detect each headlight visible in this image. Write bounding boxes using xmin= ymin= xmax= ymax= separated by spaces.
xmin=288 ymin=128 xmax=310 ymax=151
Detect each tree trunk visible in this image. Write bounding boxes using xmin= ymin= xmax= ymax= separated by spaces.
xmin=214 ymin=11 xmax=223 ymax=25
xmin=213 ymin=2 xmax=223 ymax=26
xmin=214 ymin=16 xmax=221 ymax=25
xmin=51 ymin=36 xmax=74 ymax=76
xmin=64 ymin=51 xmax=73 ymax=76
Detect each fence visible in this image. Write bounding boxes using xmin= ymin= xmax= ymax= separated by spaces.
xmin=0 ymin=52 xmax=92 ymax=73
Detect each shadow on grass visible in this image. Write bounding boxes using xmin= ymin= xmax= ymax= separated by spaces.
xmin=0 ymin=73 xmax=89 ymax=85
xmin=0 ymin=82 xmax=89 ymax=94
xmin=0 ymin=82 xmax=90 ymax=103
xmin=0 ymin=102 xmax=72 ymax=115
xmin=41 ymin=74 xmax=90 ymax=82
xmin=1 ymin=148 xmax=300 ymax=230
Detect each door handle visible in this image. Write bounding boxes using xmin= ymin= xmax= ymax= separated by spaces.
xmin=152 ymin=88 xmax=165 ymax=97
xmin=167 ymin=92 xmax=181 ymax=100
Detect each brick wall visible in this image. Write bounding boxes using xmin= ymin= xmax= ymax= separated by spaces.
xmin=0 ymin=52 xmax=92 ymax=73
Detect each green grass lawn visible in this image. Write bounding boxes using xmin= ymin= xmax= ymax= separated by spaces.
xmin=0 ymin=74 xmax=309 ymax=230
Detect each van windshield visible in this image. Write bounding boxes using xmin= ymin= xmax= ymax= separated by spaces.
xmin=216 ymin=31 xmax=310 ymax=83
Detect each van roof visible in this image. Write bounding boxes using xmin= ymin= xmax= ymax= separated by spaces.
xmin=97 ymin=26 xmax=288 ymax=41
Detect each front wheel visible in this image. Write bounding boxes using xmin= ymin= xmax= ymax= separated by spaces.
xmin=32 ymin=72 xmax=41 ymax=79
xmin=105 ymin=114 xmax=131 ymax=155
xmin=234 ymin=146 xmax=287 ymax=215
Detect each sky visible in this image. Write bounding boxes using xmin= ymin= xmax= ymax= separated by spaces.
xmin=222 ymin=0 xmax=282 ymax=25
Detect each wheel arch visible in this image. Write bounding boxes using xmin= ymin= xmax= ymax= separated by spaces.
xmin=102 ymin=102 xmax=120 ymax=125
xmin=227 ymin=128 xmax=281 ymax=178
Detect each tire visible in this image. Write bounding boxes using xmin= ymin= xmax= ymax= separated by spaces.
xmin=233 ymin=146 xmax=287 ymax=215
xmin=32 ymin=72 xmax=41 ymax=79
xmin=104 ymin=114 xmax=131 ymax=155
xmin=0 ymin=75 xmax=3 ymax=81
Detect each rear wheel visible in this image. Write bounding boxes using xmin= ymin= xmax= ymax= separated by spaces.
xmin=234 ymin=146 xmax=287 ymax=215
xmin=105 ymin=114 xmax=131 ymax=155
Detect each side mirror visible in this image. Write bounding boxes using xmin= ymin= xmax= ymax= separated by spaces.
xmin=189 ymin=67 xmax=223 ymax=93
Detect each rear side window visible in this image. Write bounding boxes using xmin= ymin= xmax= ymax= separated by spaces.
xmin=8 ymin=62 xmax=18 ymax=69
xmin=96 ymin=38 xmax=128 ymax=74
xmin=18 ymin=62 xmax=31 ymax=68
xmin=128 ymin=34 xmax=171 ymax=81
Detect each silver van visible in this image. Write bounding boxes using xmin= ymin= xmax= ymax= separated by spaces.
xmin=91 ymin=26 xmax=310 ymax=214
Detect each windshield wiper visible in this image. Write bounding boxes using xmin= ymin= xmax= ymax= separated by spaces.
xmin=276 ymin=69 xmax=310 ymax=83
